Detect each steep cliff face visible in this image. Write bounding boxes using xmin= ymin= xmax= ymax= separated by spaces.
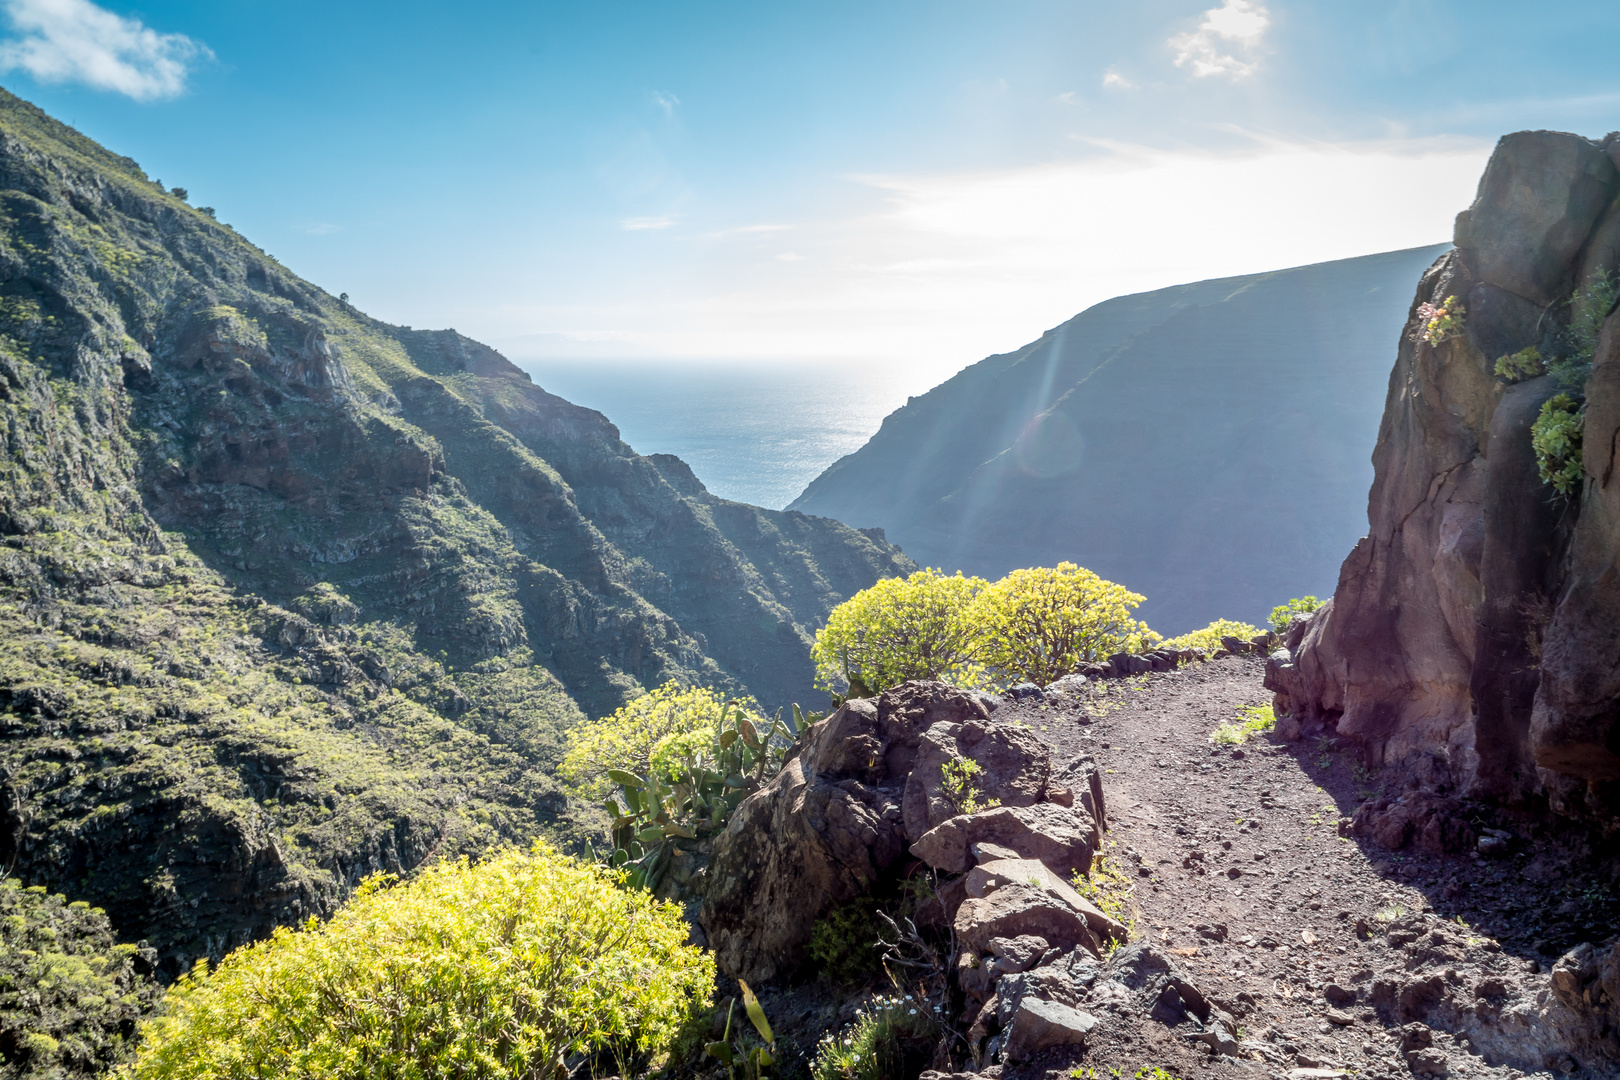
xmin=790 ymin=246 xmax=1449 ymax=633
xmin=0 ymin=87 xmax=911 ymax=970
xmin=1271 ymin=130 xmax=1620 ymax=826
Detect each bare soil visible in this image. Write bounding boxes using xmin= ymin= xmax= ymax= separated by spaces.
xmin=742 ymin=658 xmax=1618 ymax=1080
xmin=1004 ymin=655 xmax=1614 ymax=1080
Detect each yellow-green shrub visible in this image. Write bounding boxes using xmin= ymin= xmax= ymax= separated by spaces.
xmin=1161 ymin=618 xmax=1265 ymax=654
xmin=559 ymin=682 xmax=764 ymax=799
xmin=810 ymin=569 xmax=989 ymax=695
xmin=977 ymin=562 xmax=1156 ymax=685
xmin=129 ymin=845 xmax=714 ymax=1080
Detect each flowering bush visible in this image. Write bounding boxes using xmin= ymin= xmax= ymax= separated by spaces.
xmin=811 ymin=563 xmax=1159 ymax=695
xmin=129 ymin=845 xmax=714 ymax=1080
xmin=1414 ymin=295 xmax=1465 ymax=345
xmin=1160 ymin=618 xmax=1265 ymax=653
xmin=811 ymin=569 xmax=990 ymax=694
xmin=811 ymin=992 xmax=938 ymax=1080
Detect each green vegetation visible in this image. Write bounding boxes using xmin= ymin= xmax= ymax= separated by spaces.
xmin=1161 ymin=618 xmax=1265 ymax=653
xmin=129 ymin=846 xmax=714 ymax=1080
xmin=704 ymin=982 xmax=776 ymax=1080
xmin=810 ymin=992 xmax=938 ymax=1080
xmin=559 ymin=682 xmax=767 ymax=800
xmin=978 ymin=563 xmax=1158 ymax=686
xmin=1416 ymin=294 xmax=1465 ymax=345
xmin=1072 ymin=840 xmax=1138 ymax=944
xmin=1533 ymin=394 xmax=1585 ymax=496
xmin=1268 ymin=596 xmax=1322 ymax=632
xmin=941 ymin=758 xmax=1001 ymax=815
xmin=584 ymin=690 xmax=806 ymax=891
xmin=0 ymin=880 xmax=161 ymax=1080
xmin=811 ymin=568 xmax=989 ymax=695
xmin=1211 ymin=703 xmax=1277 ymax=745
xmin=1497 ymin=271 xmax=1620 ymax=498
xmin=1494 ymin=346 xmax=1545 ymax=383
xmin=812 ymin=563 xmax=1158 ymax=695
xmin=808 ymin=898 xmax=889 ymax=987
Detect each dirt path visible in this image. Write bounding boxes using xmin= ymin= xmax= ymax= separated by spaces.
xmin=1005 ymin=656 xmax=1577 ymax=1080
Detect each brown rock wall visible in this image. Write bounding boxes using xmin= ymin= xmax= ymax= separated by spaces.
xmin=1273 ymin=128 xmax=1620 ymax=823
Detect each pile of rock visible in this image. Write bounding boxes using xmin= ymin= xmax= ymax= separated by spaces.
xmin=700 ymin=680 xmax=1251 ymax=1070
xmin=699 ymin=681 xmax=1104 ymax=983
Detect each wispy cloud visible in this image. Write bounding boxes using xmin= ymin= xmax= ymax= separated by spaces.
xmin=1169 ymin=0 xmax=1269 ymax=80
xmin=650 ymin=90 xmax=679 ymax=115
xmin=494 ymin=137 xmax=1490 ymax=369
xmin=300 ymin=222 xmax=341 ymax=236
xmin=1101 ymin=70 xmax=1132 ymax=90
xmin=621 ymin=215 xmax=675 ymax=231
xmin=0 ymin=0 xmax=210 ymax=101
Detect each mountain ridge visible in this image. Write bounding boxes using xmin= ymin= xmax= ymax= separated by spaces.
xmin=0 ymin=85 xmax=911 ymax=970
xmin=790 ymin=243 xmax=1451 ymax=633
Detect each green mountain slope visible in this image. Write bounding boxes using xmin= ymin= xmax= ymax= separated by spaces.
xmin=0 ymin=87 xmax=911 ymax=973
xmin=790 ymin=245 xmax=1449 ymax=633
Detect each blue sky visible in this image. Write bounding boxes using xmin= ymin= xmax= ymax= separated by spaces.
xmin=5 ymin=1 xmax=1620 ymax=374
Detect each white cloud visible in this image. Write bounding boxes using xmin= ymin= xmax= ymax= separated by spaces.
xmin=492 ymin=137 xmax=1491 ymax=373
xmin=300 ymin=222 xmax=341 ymax=236
xmin=1101 ymin=70 xmax=1132 ymax=90
xmin=0 ymin=0 xmax=209 ymax=101
xmin=621 ymin=215 xmax=675 ymax=231
xmin=1170 ymin=0 xmax=1269 ymax=80
xmin=774 ymin=252 xmax=805 ymax=262
xmin=651 ymin=90 xmax=679 ymax=115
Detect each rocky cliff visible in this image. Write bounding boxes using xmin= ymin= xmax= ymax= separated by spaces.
xmin=789 ymin=245 xmax=1449 ymax=633
xmin=0 ymin=86 xmax=911 ymax=971
xmin=1269 ymin=129 xmax=1620 ymax=829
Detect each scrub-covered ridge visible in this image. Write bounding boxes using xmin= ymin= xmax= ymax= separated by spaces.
xmin=0 ymin=85 xmax=911 ymax=972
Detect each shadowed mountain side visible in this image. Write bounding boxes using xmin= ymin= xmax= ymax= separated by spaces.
xmin=0 ymin=85 xmax=912 ymax=969
xmin=791 ymin=245 xmax=1450 ymax=633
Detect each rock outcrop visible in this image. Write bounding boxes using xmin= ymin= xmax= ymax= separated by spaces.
xmin=700 ymin=680 xmax=1111 ymax=985
xmin=1268 ymin=129 xmax=1620 ymax=827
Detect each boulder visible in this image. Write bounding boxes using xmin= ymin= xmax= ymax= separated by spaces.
xmin=701 ymin=680 xmax=1041 ymax=982
xmin=1456 ymin=130 xmax=1619 ymax=305
xmin=983 ymin=934 xmax=1049 ymax=972
xmin=698 ymin=751 xmax=906 ymax=983
xmin=953 ymin=883 xmax=1102 ymax=958
xmin=700 ymin=681 xmax=996 ymax=983
xmin=999 ymin=998 xmax=1098 ymax=1062
xmin=912 ymin=803 xmax=1098 ymax=876
xmin=901 ymin=715 xmax=1049 ymax=841
xmin=965 ymin=857 xmax=1127 ymax=941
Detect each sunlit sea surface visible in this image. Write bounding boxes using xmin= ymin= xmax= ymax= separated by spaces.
xmin=518 ymin=361 xmax=926 ymax=510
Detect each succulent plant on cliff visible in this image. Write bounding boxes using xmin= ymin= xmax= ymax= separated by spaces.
xmin=1520 ymin=271 xmax=1619 ymax=498
xmin=1415 ymin=295 xmax=1466 ymax=345
xmin=1533 ymin=394 xmax=1585 ymax=497
xmin=1267 ymin=595 xmax=1323 ymax=632
xmin=129 ymin=846 xmax=714 ymax=1080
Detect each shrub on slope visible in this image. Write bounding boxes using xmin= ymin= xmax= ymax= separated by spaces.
xmin=130 ymin=846 xmax=712 ymax=1080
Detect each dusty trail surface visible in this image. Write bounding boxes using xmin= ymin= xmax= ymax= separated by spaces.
xmin=1004 ymin=656 xmax=1580 ymax=1080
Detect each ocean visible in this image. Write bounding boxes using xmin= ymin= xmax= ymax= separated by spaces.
xmin=518 ymin=360 xmax=928 ymax=510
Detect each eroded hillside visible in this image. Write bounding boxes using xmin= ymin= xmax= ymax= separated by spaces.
xmin=0 ymin=87 xmax=911 ymax=970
